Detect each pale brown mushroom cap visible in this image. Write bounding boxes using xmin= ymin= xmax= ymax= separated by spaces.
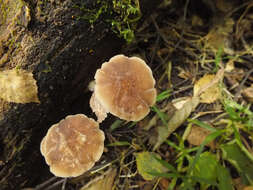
xmin=40 ymin=114 xmax=104 ymax=177
xmin=94 ymin=54 xmax=156 ymax=121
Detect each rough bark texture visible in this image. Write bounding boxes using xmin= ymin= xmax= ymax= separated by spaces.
xmin=0 ymin=0 xmax=162 ymax=189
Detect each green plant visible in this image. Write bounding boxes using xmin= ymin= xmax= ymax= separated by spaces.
xmin=146 ymin=128 xmax=233 ymax=190
xmin=224 ymin=99 xmax=253 ymax=132
xmin=143 ymin=88 xmax=253 ymax=189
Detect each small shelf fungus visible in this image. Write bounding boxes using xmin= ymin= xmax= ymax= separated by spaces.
xmin=90 ymin=54 xmax=157 ymax=122
xmin=40 ymin=114 xmax=104 ymax=177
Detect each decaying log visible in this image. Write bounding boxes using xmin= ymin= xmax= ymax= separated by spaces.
xmin=0 ymin=0 xmax=162 ymax=189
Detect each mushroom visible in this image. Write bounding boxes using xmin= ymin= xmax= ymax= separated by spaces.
xmin=90 ymin=54 xmax=156 ymax=122
xmin=40 ymin=114 xmax=104 ymax=178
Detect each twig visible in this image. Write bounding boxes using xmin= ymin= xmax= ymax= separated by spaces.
xmin=150 ymin=35 xmax=160 ymax=65
xmin=225 ymin=1 xmax=253 ymax=18
xmin=234 ymin=68 xmax=253 ymax=101
xmin=61 ymin=178 xmax=67 ymax=190
xmin=35 ymin=177 xmax=58 ymax=190
xmin=171 ymin=85 xmax=193 ymax=96
xmin=240 ymin=56 xmax=253 ymax=69
xmin=151 ymin=15 xmax=170 ymax=45
xmin=44 ymin=179 xmax=66 ymax=190
xmin=235 ymin=3 xmax=253 ymax=39
xmin=35 ymin=177 xmax=66 ymax=190
xmin=175 ymin=0 xmax=190 ymax=48
xmin=151 ymin=16 xmax=198 ymax=59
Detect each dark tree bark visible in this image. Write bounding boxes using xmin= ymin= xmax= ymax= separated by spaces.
xmin=0 ymin=0 xmax=162 ymax=189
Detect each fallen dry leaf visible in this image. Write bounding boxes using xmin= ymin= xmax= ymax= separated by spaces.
xmin=215 ymin=0 xmax=235 ymax=13
xmin=136 ymin=151 xmax=167 ymax=180
xmin=177 ymin=66 xmax=194 ymax=81
xmin=159 ymin=178 xmax=170 ymax=190
xmin=143 ymin=115 xmax=157 ymax=131
xmin=206 ymin=18 xmax=234 ymax=54
xmin=233 ymin=178 xmax=247 ymax=190
xmin=244 ymin=186 xmax=253 ymax=190
xmin=154 ymin=96 xmax=200 ymax=150
xmin=194 ymin=74 xmax=221 ymax=104
xmin=80 ymin=168 xmax=117 ymax=190
xmin=187 ymin=125 xmax=215 ymax=149
xmin=225 ymin=68 xmax=244 ymax=88
xmin=172 ymin=97 xmax=189 ymax=110
xmin=242 ymin=85 xmax=253 ymax=103
xmin=0 ymin=69 xmax=40 ymax=103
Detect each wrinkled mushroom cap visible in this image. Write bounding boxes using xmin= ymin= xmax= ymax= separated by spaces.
xmin=93 ymin=54 xmax=156 ymax=121
xmin=40 ymin=114 xmax=104 ymax=177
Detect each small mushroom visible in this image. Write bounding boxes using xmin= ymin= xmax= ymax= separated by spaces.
xmin=90 ymin=54 xmax=156 ymax=122
xmin=40 ymin=114 xmax=104 ymax=177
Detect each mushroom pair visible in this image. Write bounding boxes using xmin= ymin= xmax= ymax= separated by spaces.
xmin=41 ymin=55 xmax=156 ymax=178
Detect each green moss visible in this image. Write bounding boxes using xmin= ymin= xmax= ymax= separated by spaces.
xmin=74 ymin=0 xmax=141 ymax=43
